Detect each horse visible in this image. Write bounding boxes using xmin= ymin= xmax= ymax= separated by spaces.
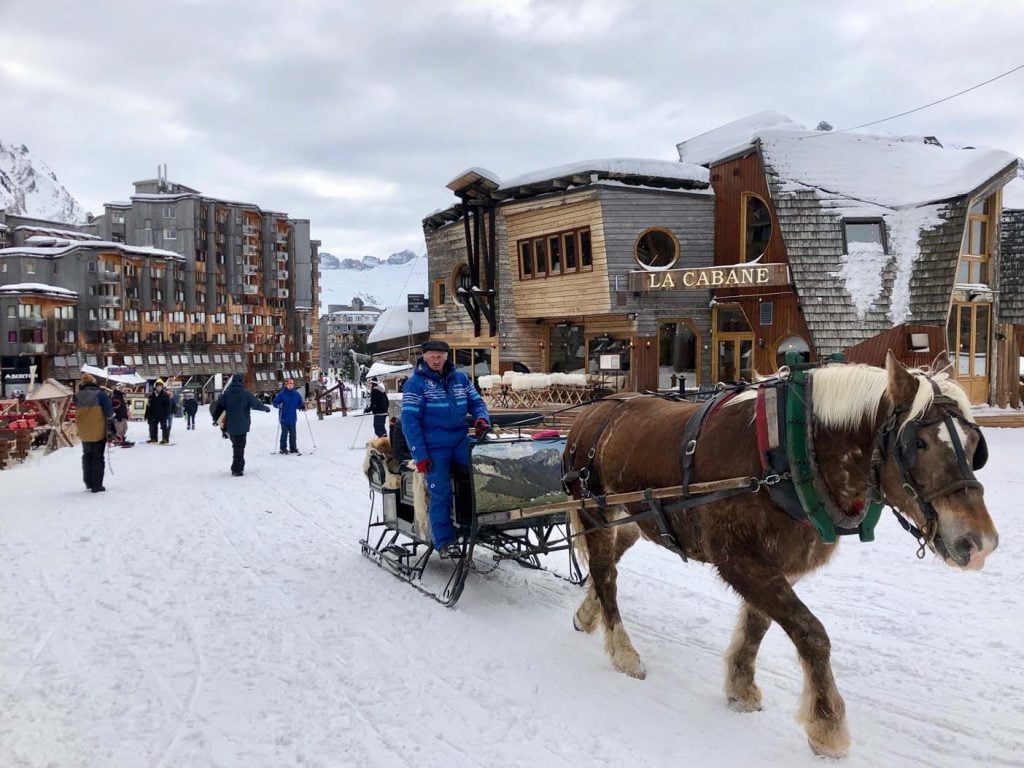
xmin=563 ymin=352 xmax=997 ymax=758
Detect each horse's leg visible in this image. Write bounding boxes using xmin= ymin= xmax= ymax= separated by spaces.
xmin=580 ymin=521 xmax=646 ymax=679
xmin=574 ymin=522 xmax=640 ymax=634
xmin=724 ymin=601 xmax=772 ymax=712
xmin=718 ymin=561 xmax=849 ymax=758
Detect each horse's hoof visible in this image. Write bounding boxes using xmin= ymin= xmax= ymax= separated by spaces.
xmin=727 ymin=695 xmax=762 ymax=713
xmin=807 ymin=728 xmax=850 ymax=759
xmin=613 ymin=654 xmax=646 ymax=680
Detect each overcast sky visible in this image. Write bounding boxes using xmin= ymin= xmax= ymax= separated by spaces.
xmin=2 ymin=0 xmax=1022 ymax=260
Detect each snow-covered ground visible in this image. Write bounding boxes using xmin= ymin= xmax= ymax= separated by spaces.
xmin=1 ymin=413 xmax=1022 ymax=767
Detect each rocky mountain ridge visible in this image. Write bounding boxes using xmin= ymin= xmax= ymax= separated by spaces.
xmin=0 ymin=141 xmax=86 ymax=223
xmin=319 ymin=248 xmax=417 ymax=270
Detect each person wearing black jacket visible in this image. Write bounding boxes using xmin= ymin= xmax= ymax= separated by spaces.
xmin=110 ymin=386 xmax=130 ymax=444
xmin=364 ymin=377 xmax=390 ymax=437
xmin=144 ymin=379 xmax=172 ymax=444
xmin=183 ymin=394 xmax=199 ymax=430
xmin=210 ymin=372 xmax=271 ymax=476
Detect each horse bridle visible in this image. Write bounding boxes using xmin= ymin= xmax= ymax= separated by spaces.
xmin=869 ymin=380 xmax=988 ymax=557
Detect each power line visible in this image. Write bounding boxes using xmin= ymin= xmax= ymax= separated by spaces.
xmin=815 ymin=62 xmax=1024 ymax=136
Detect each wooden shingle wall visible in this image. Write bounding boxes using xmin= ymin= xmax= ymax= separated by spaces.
xmin=908 ymin=200 xmax=965 ymax=324
xmin=998 ymin=209 xmax=1024 ymax=324
xmin=764 ymin=161 xmax=960 ymax=356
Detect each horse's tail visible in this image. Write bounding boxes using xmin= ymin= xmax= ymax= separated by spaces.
xmin=567 ymin=506 xmax=590 ymax=566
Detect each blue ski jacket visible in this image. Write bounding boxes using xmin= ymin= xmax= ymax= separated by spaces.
xmin=400 ymin=358 xmax=489 ymax=463
xmin=272 ymin=387 xmax=305 ymax=425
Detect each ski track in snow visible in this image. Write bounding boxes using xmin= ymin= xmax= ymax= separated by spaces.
xmin=1 ymin=412 xmax=1022 ymax=767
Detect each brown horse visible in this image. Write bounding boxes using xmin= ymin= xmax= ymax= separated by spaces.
xmin=564 ymin=353 xmax=997 ymax=758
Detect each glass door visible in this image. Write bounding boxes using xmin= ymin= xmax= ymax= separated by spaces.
xmin=713 ymin=305 xmax=755 ymax=383
xmin=716 ymin=338 xmax=753 ymax=383
xmin=947 ymin=302 xmax=990 ymax=403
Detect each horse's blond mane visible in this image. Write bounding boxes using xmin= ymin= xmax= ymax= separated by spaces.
xmin=810 ymin=363 xmax=975 ymax=432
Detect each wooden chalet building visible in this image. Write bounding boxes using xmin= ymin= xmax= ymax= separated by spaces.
xmin=422 ymin=160 xmax=715 ymax=392
xmin=675 ymin=113 xmax=1019 ymax=403
xmin=423 ymin=117 xmax=1021 ymax=405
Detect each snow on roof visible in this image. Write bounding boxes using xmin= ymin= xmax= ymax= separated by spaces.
xmin=14 ymin=224 xmax=100 ymax=240
xmin=27 ymin=378 xmax=73 ymax=400
xmin=365 ymin=302 xmax=429 ymax=345
xmin=0 ymin=223 xmax=8 ymax=231
xmin=760 ymin=130 xmax=1018 ymax=208
xmin=0 ymin=240 xmax=184 ymax=261
xmin=447 ymin=167 xmax=502 ymax=192
xmin=1003 ymin=176 xmax=1024 ymax=211
xmin=676 ymin=111 xmax=805 ymax=166
xmin=499 ymin=158 xmax=708 ymax=190
xmin=365 ymin=361 xmax=413 ymax=379
xmin=81 ymin=364 xmax=147 ymax=386
xmin=0 ymin=282 xmax=78 ymax=298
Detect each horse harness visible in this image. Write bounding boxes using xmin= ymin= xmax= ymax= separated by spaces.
xmin=563 ymin=387 xmax=775 ymax=561
xmin=561 ymin=366 xmax=988 ymax=561
xmin=869 ymin=379 xmax=988 ymax=557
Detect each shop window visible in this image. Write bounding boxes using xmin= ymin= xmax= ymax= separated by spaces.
xmin=742 ymin=194 xmax=772 ymax=262
xmin=549 ymin=323 xmax=585 ymax=373
xmin=634 ymin=228 xmax=679 ymax=270
xmin=775 ymin=335 xmax=810 ymax=367
xmin=452 ymin=347 xmax=491 ymax=384
xmin=716 ymin=305 xmax=751 ymax=332
xmin=658 ymin=321 xmax=699 ymax=390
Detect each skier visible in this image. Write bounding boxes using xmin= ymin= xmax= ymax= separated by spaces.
xmin=271 ymin=378 xmax=305 ymax=454
xmin=364 ymin=377 xmax=390 ymax=438
xmin=210 ymin=372 xmax=271 ymax=476
xmin=183 ymin=393 xmax=199 ymax=430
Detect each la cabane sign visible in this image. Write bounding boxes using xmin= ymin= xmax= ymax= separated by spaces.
xmin=628 ymin=263 xmax=790 ymax=292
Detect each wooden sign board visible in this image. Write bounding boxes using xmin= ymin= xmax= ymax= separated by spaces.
xmin=628 ymin=263 xmax=790 ymax=292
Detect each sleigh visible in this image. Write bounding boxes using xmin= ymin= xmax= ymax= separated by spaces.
xmin=360 ymin=412 xmax=587 ymax=605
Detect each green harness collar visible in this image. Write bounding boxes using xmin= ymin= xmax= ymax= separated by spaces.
xmin=782 ymin=354 xmax=884 ymax=543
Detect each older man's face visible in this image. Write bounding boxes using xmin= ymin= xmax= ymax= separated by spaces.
xmin=423 ymin=350 xmax=447 ymax=371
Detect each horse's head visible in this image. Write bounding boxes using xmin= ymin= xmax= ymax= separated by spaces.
xmin=878 ymin=352 xmax=998 ymax=569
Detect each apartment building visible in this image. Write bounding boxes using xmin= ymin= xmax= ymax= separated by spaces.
xmin=0 ymin=172 xmax=321 ymax=397
xmin=318 ymin=298 xmax=382 ymax=371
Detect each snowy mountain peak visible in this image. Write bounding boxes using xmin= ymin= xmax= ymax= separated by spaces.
xmin=0 ymin=141 xmax=86 ymax=224
xmin=318 ymin=252 xmax=427 ymax=313
xmin=319 ymin=248 xmax=420 ymax=271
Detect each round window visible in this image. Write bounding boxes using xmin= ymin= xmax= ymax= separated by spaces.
xmin=775 ymin=335 xmax=810 ymax=367
xmin=635 ymin=228 xmax=679 ymax=270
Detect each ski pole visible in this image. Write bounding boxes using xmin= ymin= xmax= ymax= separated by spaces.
xmin=303 ymin=408 xmax=317 ymax=449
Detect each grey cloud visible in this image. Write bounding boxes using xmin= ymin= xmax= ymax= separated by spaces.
xmin=2 ymin=0 xmax=1022 ymax=261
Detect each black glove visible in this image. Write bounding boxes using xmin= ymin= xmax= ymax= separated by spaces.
xmin=263 ymin=406 xmax=271 ymax=412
